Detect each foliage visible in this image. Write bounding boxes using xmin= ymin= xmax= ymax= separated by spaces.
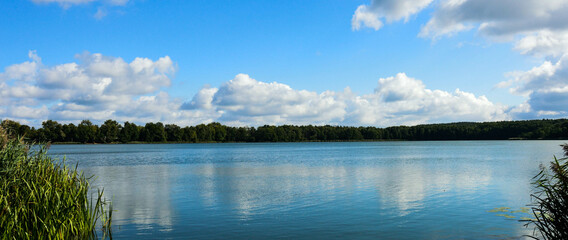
xmin=525 ymin=144 xmax=568 ymax=239
xmin=0 ymin=126 xmax=112 ymax=239
xmin=2 ymin=118 xmax=567 ymax=144
xmin=99 ymin=120 xmax=120 ymax=143
xmin=141 ymin=122 xmax=166 ymax=142
xmin=119 ymin=122 xmax=139 ymax=143
xmin=77 ymin=120 xmax=98 ymax=143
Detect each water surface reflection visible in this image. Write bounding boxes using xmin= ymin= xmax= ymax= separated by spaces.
xmin=48 ymin=141 xmax=565 ymax=239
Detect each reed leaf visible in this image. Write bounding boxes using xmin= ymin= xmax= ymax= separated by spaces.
xmin=0 ymin=126 xmax=112 ymax=239
xmin=524 ymin=144 xmax=568 ymax=239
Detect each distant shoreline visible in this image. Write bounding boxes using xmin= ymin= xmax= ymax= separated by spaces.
xmin=48 ymin=138 xmax=563 ymax=145
xmin=3 ymin=118 xmax=567 ymax=144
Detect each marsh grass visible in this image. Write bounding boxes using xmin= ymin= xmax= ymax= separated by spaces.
xmin=524 ymin=144 xmax=568 ymax=239
xmin=1 ymin=127 xmax=112 ymax=239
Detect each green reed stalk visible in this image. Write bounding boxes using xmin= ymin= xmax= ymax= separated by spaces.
xmin=1 ymin=127 xmax=112 ymax=239
xmin=524 ymin=144 xmax=568 ymax=239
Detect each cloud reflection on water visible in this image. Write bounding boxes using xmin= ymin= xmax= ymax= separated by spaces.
xmin=85 ymin=161 xmax=499 ymax=228
xmin=61 ymin=141 xmax=563 ymax=239
xmin=85 ymin=165 xmax=174 ymax=232
xmin=189 ymin=161 xmax=494 ymax=219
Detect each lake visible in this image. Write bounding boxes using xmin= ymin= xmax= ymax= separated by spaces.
xmin=48 ymin=141 xmax=566 ymax=239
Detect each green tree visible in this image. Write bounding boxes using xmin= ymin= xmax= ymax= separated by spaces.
xmin=98 ymin=119 xmax=121 ymax=143
xmin=62 ymin=123 xmax=77 ymax=142
xmin=0 ymin=119 xmax=22 ymax=138
xmin=256 ymin=125 xmax=278 ymax=142
xmin=143 ymin=122 xmax=166 ymax=142
xmin=42 ymin=120 xmax=65 ymax=142
xmin=165 ymin=124 xmax=182 ymax=142
xmin=77 ymin=120 xmax=97 ymax=143
xmin=196 ymin=124 xmax=214 ymax=142
xmin=210 ymin=122 xmax=227 ymax=142
xmin=182 ymin=127 xmax=198 ymax=143
xmin=119 ymin=122 xmax=139 ymax=143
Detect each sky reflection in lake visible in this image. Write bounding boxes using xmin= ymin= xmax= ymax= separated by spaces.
xmin=49 ymin=141 xmax=566 ymax=239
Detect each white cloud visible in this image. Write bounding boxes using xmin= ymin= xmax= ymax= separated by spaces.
xmin=0 ymin=51 xmax=41 ymax=82
xmin=185 ymin=73 xmax=508 ymax=127
xmin=0 ymin=51 xmax=182 ymax=126
xmin=344 ymin=73 xmax=508 ymax=126
xmin=210 ymin=74 xmax=347 ymax=125
xmin=416 ymin=0 xmax=568 ymax=120
xmin=419 ymin=0 xmax=568 ymax=40
xmin=415 ymin=0 xmax=568 ymax=56
xmin=499 ymin=55 xmax=568 ymax=118
xmin=351 ymin=0 xmax=568 ymax=59
xmin=353 ymin=0 xmax=568 ymax=119
xmin=352 ymin=5 xmax=383 ymax=31
xmin=0 ymin=53 xmax=512 ymax=127
xmin=182 ymin=86 xmax=218 ymax=110
xmin=514 ymin=30 xmax=568 ymax=58
xmin=352 ymin=0 xmax=434 ymax=31
xmin=352 ymin=0 xmax=568 ymax=58
xmin=8 ymin=105 xmax=49 ymax=119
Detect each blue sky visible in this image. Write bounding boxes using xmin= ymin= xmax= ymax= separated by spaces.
xmin=1 ymin=0 xmax=567 ymax=127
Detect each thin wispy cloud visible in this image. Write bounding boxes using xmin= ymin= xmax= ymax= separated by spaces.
xmin=30 ymin=0 xmax=129 ymax=18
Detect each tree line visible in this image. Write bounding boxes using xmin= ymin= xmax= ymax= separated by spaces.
xmin=0 ymin=118 xmax=567 ymax=144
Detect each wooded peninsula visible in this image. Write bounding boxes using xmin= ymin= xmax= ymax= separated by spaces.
xmin=1 ymin=118 xmax=567 ymax=144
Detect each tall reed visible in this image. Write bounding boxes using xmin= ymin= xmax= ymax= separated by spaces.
xmin=525 ymin=144 xmax=568 ymax=239
xmin=0 ymin=126 xmax=112 ymax=239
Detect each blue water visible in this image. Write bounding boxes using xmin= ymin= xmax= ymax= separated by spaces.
xmin=48 ymin=141 xmax=566 ymax=239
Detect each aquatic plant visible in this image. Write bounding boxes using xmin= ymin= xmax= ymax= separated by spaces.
xmin=525 ymin=144 xmax=568 ymax=239
xmin=0 ymin=126 xmax=112 ymax=239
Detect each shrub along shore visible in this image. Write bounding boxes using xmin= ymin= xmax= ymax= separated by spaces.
xmin=1 ymin=118 xmax=567 ymax=144
xmin=0 ymin=126 xmax=111 ymax=239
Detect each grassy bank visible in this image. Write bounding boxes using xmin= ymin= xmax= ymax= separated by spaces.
xmin=0 ymin=127 xmax=111 ymax=239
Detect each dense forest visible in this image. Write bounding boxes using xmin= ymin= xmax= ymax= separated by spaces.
xmin=0 ymin=118 xmax=567 ymax=144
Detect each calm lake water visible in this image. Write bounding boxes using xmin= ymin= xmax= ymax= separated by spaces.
xmin=49 ymin=141 xmax=566 ymax=239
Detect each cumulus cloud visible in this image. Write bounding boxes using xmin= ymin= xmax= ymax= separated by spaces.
xmin=418 ymin=0 xmax=568 ymax=41
xmin=411 ymin=0 xmax=568 ymax=61
xmin=352 ymin=0 xmax=568 ymax=119
xmin=420 ymin=0 xmax=568 ymax=120
xmin=1 ymin=53 xmax=508 ymax=127
xmin=209 ymin=74 xmax=348 ymax=125
xmin=408 ymin=0 xmax=568 ymax=119
xmin=0 ymin=51 xmax=41 ymax=82
xmin=344 ymin=73 xmax=508 ymax=126
xmin=352 ymin=0 xmax=568 ymax=57
xmin=183 ymin=73 xmax=508 ymax=127
xmin=0 ymin=51 xmax=189 ymax=126
xmin=7 ymin=51 xmax=175 ymax=105
xmin=352 ymin=0 xmax=434 ymax=31
xmin=514 ymin=30 xmax=568 ymax=58
xmin=181 ymin=86 xmax=218 ymax=110
xmin=499 ymin=55 xmax=568 ymax=118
